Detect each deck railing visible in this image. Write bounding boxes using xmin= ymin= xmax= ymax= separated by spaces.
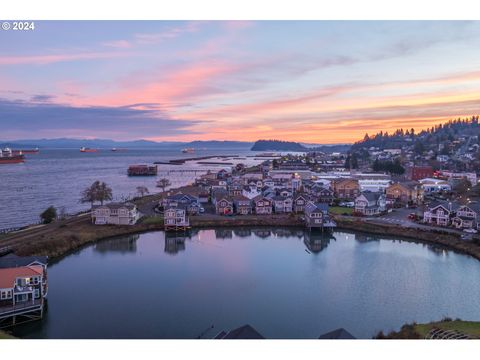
xmin=0 ymin=299 xmax=43 ymax=316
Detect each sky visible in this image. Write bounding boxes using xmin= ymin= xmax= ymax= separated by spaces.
xmin=2 ymin=20 xmax=480 ymax=144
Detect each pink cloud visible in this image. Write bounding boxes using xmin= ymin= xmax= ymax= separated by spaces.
xmin=0 ymin=51 xmax=131 ymax=66
xmin=102 ymin=40 xmax=132 ymax=49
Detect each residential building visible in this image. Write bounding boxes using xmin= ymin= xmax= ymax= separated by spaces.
xmin=304 ymin=201 xmax=336 ymax=229
xmin=0 ymin=263 xmax=48 ymax=322
xmin=91 ymin=203 xmax=139 ymax=225
xmin=423 ymin=201 xmax=459 ymax=226
xmin=293 ymin=194 xmax=310 ymax=213
xmin=354 ymin=192 xmax=386 ymax=216
xmin=272 ymin=195 xmax=293 ymax=213
xmin=332 ymin=179 xmax=360 ymax=200
xmin=419 ymin=178 xmax=452 ymax=193
xmin=406 ymin=166 xmax=434 ymax=181
xmin=164 ymin=204 xmax=190 ymax=231
xmin=385 ymin=182 xmax=423 ymax=205
xmin=233 ymin=195 xmax=252 ymax=215
xmin=451 ymin=203 xmax=480 ymax=229
xmin=253 ymin=196 xmax=273 ymax=214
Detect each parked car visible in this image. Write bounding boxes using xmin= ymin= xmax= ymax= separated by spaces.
xmin=408 ymin=213 xmax=417 ymax=220
xmin=463 ymin=228 xmax=478 ymax=234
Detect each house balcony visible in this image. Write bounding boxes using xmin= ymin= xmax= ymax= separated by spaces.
xmin=0 ymin=299 xmax=43 ymax=319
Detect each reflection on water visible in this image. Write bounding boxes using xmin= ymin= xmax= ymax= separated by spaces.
xmin=164 ymin=232 xmax=188 ymax=255
xmin=304 ymin=231 xmax=335 ymax=253
xmin=94 ymin=234 xmax=139 ymax=254
xmin=215 ymin=229 xmax=233 ymax=239
xmin=13 ymin=227 xmax=480 ymax=339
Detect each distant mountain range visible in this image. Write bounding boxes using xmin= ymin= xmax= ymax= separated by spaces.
xmin=0 ymin=137 xmax=351 ymax=153
xmin=0 ymin=138 xmax=254 ymax=150
xmin=251 ymin=139 xmax=351 ymax=153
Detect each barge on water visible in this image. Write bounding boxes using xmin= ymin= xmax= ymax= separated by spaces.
xmin=128 ymin=164 xmax=158 ymax=176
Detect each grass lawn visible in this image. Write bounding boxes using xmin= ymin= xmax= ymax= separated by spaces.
xmin=329 ymin=206 xmax=354 ymax=215
xmin=140 ymin=216 xmax=164 ymax=225
xmin=0 ymin=330 xmax=15 ymax=339
xmin=415 ymin=320 xmax=480 ymax=338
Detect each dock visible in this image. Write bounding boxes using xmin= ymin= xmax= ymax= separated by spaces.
xmin=127 ymin=164 xmax=158 ymax=176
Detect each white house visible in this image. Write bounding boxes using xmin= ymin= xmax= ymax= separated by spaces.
xmin=164 ymin=204 xmax=190 ymax=230
xmin=91 ymin=203 xmax=139 ymax=225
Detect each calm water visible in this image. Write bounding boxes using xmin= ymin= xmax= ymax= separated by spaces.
xmin=11 ymin=228 xmax=480 ymax=339
xmin=0 ymin=148 xmax=255 ymax=230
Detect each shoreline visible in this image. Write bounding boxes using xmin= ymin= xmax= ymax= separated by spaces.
xmin=2 ymin=210 xmax=480 ymax=262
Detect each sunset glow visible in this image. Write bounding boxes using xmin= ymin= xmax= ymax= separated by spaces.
xmin=2 ymin=21 xmax=480 ymax=143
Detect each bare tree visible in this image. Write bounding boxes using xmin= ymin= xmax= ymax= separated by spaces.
xmin=136 ymin=186 xmax=149 ymax=197
xmin=80 ymin=180 xmax=99 ymax=207
xmin=97 ymin=181 xmax=113 ymax=205
xmin=156 ymin=178 xmax=171 ymax=192
xmin=80 ymin=180 xmax=113 ymax=207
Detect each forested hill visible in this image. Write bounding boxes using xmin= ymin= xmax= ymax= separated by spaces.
xmin=251 ymin=140 xmax=307 ymax=151
xmin=351 ymin=116 xmax=480 ymax=151
xmin=251 ymin=139 xmax=351 ymax=153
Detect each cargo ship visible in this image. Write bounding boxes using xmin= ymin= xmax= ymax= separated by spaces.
xmin=80 ymin=147 xmax=99 ymax=153
xmin=128 ymin=164 xmax=158 ymax=176
xmin=182 ymin=148 xmax=195 ymax=154
xmin=12 ymin=148 xmax=39 ymax=155
xmin=0 ymin=148 xmax=25 ymax=164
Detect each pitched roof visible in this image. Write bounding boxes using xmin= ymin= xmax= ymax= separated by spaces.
xmin=0 ymin=254 xmax=48 ymax=269
xmin=318 ymin=328 xmax=356 ymax=339
xmin=221 ymin=324 xmax=265 ymax=339
xmin=93 ymin=202 xmax=135 ymax=210
xmin=0 ymin=265 xmax=44 ymax=289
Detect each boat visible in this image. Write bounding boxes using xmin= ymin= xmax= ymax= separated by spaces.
xmin=0 ymin=148 xmax=25 ymax=164
xmin=111 ymin=148 xmax=127 ymax=152
xmin=182 ymin=148 xmax=195 ymax=154
xmin=12 ymin=147 xmax=39 ymax=155
xmin=80 ymin=147 xmax=99 ymax=153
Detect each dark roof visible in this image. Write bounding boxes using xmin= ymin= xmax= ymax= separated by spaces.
xmin=318 ymin=328 xmax=356 ymax=339
xmin=0 ymin=254 xmax=48 ymax=269
xmin=221 ymin=324 xmax=265 ymax=339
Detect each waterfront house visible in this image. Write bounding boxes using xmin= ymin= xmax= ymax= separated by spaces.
xmin=451 ymin=203 xmax=480 ymax=230
xmin=272 ymin=195 xmax=293 ymax=213
xmin=354 ymin=192 xmax=386 ymax=216
xmin=332 ymin=178 xmax=360 ymax=200
xmin=423 ymin=201 xmax=459 ymax=226
xmin=293 ymin=194 xmax=310 ymax=213
xmin=0 ymin=263 xmax=48 ymax=325
xmin=212 ymin=189 xmax=234 ymax=215
xmin=164 ymin=204 xmax=190 ymax=231
xmin=385 ymin=182 xmax=423 ymax=206
xmin=91 ymin=203 xmax=139 ymax=225
xmin=233 ymin=195 xmax=252 ymax=215
xmin=253 ymin=196 xmax=273 ymax=215
xmin=304 ymin=201 xmax=336 ymax=229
